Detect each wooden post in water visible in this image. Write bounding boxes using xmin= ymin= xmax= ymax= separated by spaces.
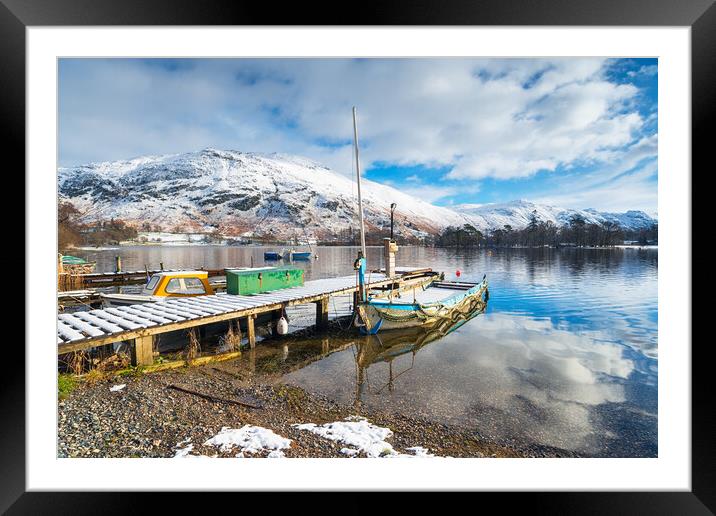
xmin=316 ymin=297 xmax=329 ymax=329
xmin=131 ymin=335 xmax=154 ymax=366
xmin=115 ymin=255 xmax=122 ymax=273
xmin=247 ymin=314 xmax=256 ymax=349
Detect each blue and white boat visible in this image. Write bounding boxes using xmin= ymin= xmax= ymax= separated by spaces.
xmin=348 ymin=106 xmax=489 ymax=335
xmin=356 ymin=276 xmax=488 ymax=334
xmin=289 ymin=251 xmax=312 ymax=260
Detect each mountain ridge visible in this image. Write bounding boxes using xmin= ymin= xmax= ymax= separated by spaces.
xmin=58 ymin=149 xmax=656 ymax=240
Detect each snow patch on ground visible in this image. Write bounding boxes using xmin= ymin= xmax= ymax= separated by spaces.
xmin=173 ymin=437 xmax=212 ymax=458
xmin=404 ymin=446 xmax=435 ymax=458
xmin=109 ymin=384 xmax=126 ymax=392
xmin=173 ymin=443 xmax=195 ymax=458
xmin=203 ymin=425 xmax=292 ymax=457
xmin=294 ymin=416 xmax=435 ymax=458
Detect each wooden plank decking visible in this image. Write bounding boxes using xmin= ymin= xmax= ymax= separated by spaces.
xmin=56 ymin=272 xmax=434 ymax=355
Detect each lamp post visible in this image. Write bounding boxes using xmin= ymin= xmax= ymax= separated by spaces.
xmin=390 ymin=203 xmax=397 ymax=241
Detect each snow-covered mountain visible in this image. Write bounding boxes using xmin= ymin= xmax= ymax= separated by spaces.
xmin=58 ymin=149 xmax=656 ymax=240
xmin=456 ymin=200 xmax=656 ymax=232
xmin=58 ymin=149 xmax=468 ymax=240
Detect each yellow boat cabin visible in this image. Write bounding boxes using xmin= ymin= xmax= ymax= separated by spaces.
xmin=100 ymin=270 xmax=214 ymax=307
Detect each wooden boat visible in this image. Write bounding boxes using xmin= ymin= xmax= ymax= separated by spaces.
xmin=99 ymin=270 xmax=215 ymax=307
xmin=356 ymin=276 xmax=489 ymax=334
xmin=347 ymin=107 xmax=489 ymax=335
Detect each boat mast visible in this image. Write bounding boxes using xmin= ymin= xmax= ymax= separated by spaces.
xmin=352 ymin=106 xmax=367 ymax=260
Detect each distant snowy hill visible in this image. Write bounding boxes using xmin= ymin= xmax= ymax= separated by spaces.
xmin=456 ymin=200 xmax=656 ymax=232
xmin=58 ymin=149 xmax=656 ymax=240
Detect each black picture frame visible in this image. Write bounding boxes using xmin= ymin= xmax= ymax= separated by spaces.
xmin=5 ymin=0 xmax=709 ymax=512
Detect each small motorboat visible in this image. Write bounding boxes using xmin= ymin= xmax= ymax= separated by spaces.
xmin=99 ymin=270 xmax=215 ymax=307
xmin=288 ymin=251 xmax=312 ymax=261
xmin=264 ymin=251 xmax=283 ymax=261
xmin=356 ymin=276 xmax=489 ymax=335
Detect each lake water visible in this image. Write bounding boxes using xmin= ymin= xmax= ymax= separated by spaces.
xmin=75 ymin=245 xmax=658 ymax=457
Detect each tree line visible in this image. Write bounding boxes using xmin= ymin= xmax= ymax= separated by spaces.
xmin=59 ymin=201 xmax=138 ymax=249
xmin=434 ymin=211 xmax=657 ymax=248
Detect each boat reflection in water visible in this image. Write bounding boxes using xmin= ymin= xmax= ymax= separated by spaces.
xmin=352 ymin=299 xmax=487 ymax=408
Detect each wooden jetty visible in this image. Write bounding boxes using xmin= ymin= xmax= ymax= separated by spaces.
xmin=57 ymin=269 xmax=436 ymax=367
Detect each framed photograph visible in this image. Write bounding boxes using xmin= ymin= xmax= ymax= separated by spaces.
xmin=7 ymin=0 xmax=709 ymax=511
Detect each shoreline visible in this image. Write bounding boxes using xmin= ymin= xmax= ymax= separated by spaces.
xmin=57 ymin=351 xmax=581 ymax=459
xmin=67 ymin=242 xmax=658 ymax=251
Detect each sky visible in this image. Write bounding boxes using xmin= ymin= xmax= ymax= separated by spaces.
xmin=58 ymin=58 xmax=657 ymax=215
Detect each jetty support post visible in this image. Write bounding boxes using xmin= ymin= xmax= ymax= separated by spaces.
xmin=131 ymin=335 xmax=154 ymax=366
xmin=115 ymin=255 xmax=122 ymax=273
xmin=247 ymin=314 xmax=256 ymax=349
xmin=316 ymin=297 xmax=329 ymax=329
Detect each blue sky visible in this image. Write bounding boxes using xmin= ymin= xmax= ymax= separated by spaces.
xmin=59 ymin=58 xmax=657 ymax=214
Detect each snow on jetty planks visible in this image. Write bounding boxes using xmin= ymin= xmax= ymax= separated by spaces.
xmin=56 ymin=272 xmax=417 ymax=354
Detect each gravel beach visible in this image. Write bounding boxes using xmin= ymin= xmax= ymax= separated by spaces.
xmin=57 ymin=344 xmax=581 ymax=459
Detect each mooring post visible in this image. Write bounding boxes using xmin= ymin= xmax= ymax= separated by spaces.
xmin=247 ymin=314 xmax=256 ymax=349
xmin=316 ymin=297 xmax=329 ymax=329
xmin=248 ymin=348 xmax=256 ymax=373
xmin=131 ymin=335 xmax=154 ymax=366
xmin=383 ymin=237 xmax=397 ymax=277
xmin=115 ymin=255 xmax=122 ymax=273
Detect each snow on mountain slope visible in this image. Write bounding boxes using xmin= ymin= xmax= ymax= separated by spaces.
xmin=58 ymin=149 xmax=469 ymax=240
xmin=58 ymin=149 xmax=656 ymax=239
xmin=455 ymin=200 xmax=656 ymax=232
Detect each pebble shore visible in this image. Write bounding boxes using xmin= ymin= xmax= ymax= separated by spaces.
xmin=58 ymin=354 xmax=581 ymax=459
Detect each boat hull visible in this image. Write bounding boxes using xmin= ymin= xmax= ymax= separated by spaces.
xmin=357 ymin=281 xmax=488 ymax=334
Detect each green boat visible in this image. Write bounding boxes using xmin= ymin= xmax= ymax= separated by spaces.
xmin=61 ymin=255 xmax=89 ymax=265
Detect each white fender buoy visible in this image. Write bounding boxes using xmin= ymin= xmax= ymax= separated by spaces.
xmin=277 ymin=316 xmax=289 ymax=335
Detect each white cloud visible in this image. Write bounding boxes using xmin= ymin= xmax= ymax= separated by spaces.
xmin=627 ymin=64 xmax=658 ymax=77
xmin=60 ymin=59 xmax=648 ymax=171
xmin=400 ymin=183 xmax=479 ymax=204
xmin=59 ymin=58 xmax=656 ymax=212
xmin=532 ymin=160 xmax=657 ymax=215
